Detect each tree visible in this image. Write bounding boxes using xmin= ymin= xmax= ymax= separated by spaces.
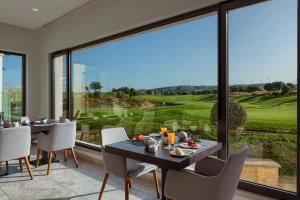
xmin=210 ymin=99 xmax=247 ymax=132
xmin=281 ymin=84 xmax=290 ymax=96
xmin=90 ymin=81 xmax=102 ymax=97
xmin=272 ymin=81 xmax=283 ymax=90
xmin=264 ymin=83 xmax=273 ymax=91
xmin=287 ymin=83 xmax=296 ymax=89
xmin=247 ymin=85 xmax=261 ymax=93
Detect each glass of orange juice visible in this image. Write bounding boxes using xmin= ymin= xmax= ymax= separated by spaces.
xmin=165 ymin=132 xmax=175 ymax=149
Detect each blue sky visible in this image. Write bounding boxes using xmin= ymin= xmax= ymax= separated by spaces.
xmin=2 ymin=54 xmax=22 ymax=87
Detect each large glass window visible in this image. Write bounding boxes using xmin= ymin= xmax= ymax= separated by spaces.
xmin=0 ymin=52 xmax=24 ymax=121
xmin=71 ymin=13 xmax=218 ymax=145
xmin=228 ymin=0 xmax=297 ymax=192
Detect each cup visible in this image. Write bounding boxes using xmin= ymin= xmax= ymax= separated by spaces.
xmin=3 ymin=120 xmax=10 ymax=128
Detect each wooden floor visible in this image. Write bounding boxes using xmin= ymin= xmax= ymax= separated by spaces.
xmin=0 ymin=152 xmax=277 ymax=200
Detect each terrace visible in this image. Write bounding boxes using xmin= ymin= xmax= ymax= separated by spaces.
xmin=0 ymin=0 xmax=299 ymax=200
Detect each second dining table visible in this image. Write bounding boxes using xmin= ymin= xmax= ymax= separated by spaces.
xmin=105 ymin=138 xmax=222 ymax=200
xmin=31 ymin=123 xmax=55 ymax=165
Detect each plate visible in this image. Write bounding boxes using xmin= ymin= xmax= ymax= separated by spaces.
xmin=170 ymin=149 xmax=192 ymax=157
xmin=179 ymin=142 xmax=201 ymax=149
xmin=148 ymin=133 xmax=161 ymax=137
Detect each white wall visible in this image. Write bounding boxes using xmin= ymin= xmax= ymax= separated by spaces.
xmin=0 ymin=23 xmax=41 ymax=119
xmin=39 ymin=0 xmax=222 ymax=117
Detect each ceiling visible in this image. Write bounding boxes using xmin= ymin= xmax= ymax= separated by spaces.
xmin=0 ymin=0 xmax=92 ymax=29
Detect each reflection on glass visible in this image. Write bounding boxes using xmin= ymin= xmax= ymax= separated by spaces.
xmin=70 ymin=13 xmax=218 ymax=149
xmin=0 ymin=53 xmax=23 ymax=122
xmin=53 ymin=54 xmax=67 ymax=119
xmin=228 ymin=0 xmax=297 ymax=192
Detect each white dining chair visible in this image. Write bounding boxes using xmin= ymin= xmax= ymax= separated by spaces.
xmin=164 ymin=147 xmax=248 ymax=200
xmin=0 ymin=126 xmax=33 ymax=180
xmin=36 ymin=122 xmax=78 ymax=175
xmin=98 ymin=127 xmax=160 ymax=200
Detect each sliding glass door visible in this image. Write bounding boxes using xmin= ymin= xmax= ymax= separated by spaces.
xmin=0 ymin=51 xmax=25 ymax=121
xmin=227 ymin=0 xmax=297 ymax=193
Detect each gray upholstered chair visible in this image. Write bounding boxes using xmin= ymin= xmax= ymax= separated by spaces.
xmin=0 ymin=126 xmax=33 ymax=180
xmin=36 ymin=122 xmax=78 ymax=175
xmin=164 ymin=147 xmax=248 ymax=200
xmin=98 ymin=127 xmax=160 ymax=200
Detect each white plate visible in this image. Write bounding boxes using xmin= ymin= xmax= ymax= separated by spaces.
xmin=179 ymin=142 xmax=201 ymax=149
xmin=170 ymin=149 xmax=192 ymax=157
xmin=148 ymin=133 xmax=161 ymax=137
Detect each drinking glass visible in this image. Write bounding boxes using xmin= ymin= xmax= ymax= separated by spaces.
xmin=160 ymin=127 xmax=167 ymax=145
xmin=165 ymin=132 xmax=175 ymax=149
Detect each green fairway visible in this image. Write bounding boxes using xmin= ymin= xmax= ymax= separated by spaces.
xmin=78 ymin=94 xmax=297 ymax=135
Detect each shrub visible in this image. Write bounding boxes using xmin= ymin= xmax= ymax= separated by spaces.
xmin=210 ymin=99 xmax=247 ymax=131
xmin=229 ymin=133 xmax=296 ymax=176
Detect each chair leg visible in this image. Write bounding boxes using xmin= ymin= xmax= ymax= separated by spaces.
xmin=47 ymin=152 xmax=53 ymax=176
xmin=24 ymin=157 xmax=33 ymax=180
xmin=19 ymin=158 xmax=23 ymax=172
xmin=36 ymin=148 xmax=40 ymax=168
xmin=152 ymin=170 xmax=160 ymax=199
xmin=70 ymin=148 xmax=79 ymax=168
xmin=125 ymin=179 xmax=130 ymax=200
xmin=64 ymin=149 xmax=68 ymax=162
xmin=98 ymin=173 xmax=110 ymax=200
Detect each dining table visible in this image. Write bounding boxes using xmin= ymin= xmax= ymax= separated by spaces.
xmin=105 ymin=138 xmax=222 ymax=200
xmin=30 ymin=123 xmax=56 ymax=165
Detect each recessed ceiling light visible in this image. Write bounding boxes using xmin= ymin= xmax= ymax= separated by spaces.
xmin=32 ymin=8 xmax=39 ymax=12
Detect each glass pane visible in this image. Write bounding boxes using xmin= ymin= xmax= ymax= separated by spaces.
xmin=228 ymin=0 xmax=297 ymax=192
xmin=53 ymin=54 xmax=67 ymax=119
xmin=71 ymin=13 xmax=218 ymax=145
xmin=0 ymin=52 xmax=23 ymax=122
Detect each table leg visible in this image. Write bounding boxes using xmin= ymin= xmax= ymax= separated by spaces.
xmin=161 ymin=168 xmax=168 ymax=200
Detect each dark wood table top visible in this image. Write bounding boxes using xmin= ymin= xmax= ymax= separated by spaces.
xmin=105 ymin=140 xmax=222 ymax=170
xmin=30 ymin=123 xmax=55 ymax=134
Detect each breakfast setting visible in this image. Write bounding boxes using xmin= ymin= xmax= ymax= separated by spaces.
xmin=129 ymin=127 xmax=202 ymax=157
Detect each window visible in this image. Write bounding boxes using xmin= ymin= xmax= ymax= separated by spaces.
xmin=71 ymin=13 xmax=218 ymax=145
xmin=51 ymin=0 xmax=299 ymax=198
xmin=227 ymin=0 xmax=297 ymax=192
xmin=0 ymin=51 xmax=25 ymax=121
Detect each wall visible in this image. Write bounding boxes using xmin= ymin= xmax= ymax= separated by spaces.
xmin=0 ymin=23 xmax=41 ymax=119
xmin=39 ymin=0 xmax=222 ymax=117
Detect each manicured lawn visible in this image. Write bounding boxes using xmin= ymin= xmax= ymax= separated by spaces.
xmin=77 ymin=94 xmax=297 ymax=176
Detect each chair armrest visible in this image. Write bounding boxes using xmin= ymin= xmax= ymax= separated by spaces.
xmin=165 ymin=169 xmax=220 ymax=200
xmin=102 ymin=150 xmax=127 ymax=178
xmin=195 ymin=156 xmax=226 ymax=176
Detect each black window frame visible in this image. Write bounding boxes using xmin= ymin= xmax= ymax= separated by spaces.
xmin=50 ymin=0 xmax=299 ymax=199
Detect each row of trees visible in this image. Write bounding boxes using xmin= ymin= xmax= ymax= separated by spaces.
xmin=230 ymin=82 xmax=296 ymax=96
xmin=84 ymin=81 xmax=297 ymax=98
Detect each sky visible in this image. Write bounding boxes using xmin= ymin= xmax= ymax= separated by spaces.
xmin=2 ymin=54 xmax=22 ymax=88
xmin=3 ymin=0 xmax=297 ymax=92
